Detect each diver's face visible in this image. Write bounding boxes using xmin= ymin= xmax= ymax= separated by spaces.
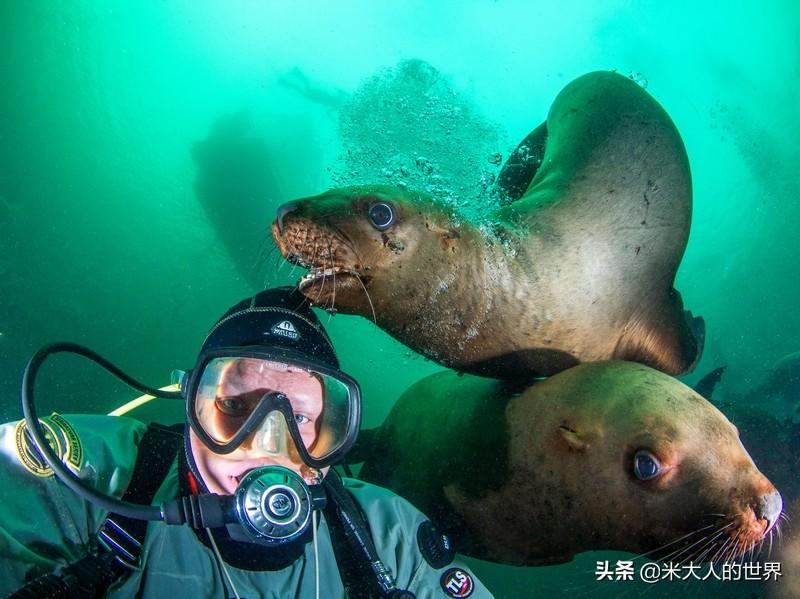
xmin=190 ymin=361 xmax=328 ymax=495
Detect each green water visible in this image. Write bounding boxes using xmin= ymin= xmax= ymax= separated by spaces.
xmin=1 ymin=2 xmax=798 ymax=597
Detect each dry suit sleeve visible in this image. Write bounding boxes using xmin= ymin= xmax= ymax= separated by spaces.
xmin=0 ymin=414 xmax=146 ymax=595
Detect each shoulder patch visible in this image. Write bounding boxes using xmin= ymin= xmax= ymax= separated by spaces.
xmin=440 ymin=567 xmax=474 ymax=598
xmin=417 ymin=520 xmax=455 ymax=569
xmin=13 ymin=413 xmax=83 ymax=477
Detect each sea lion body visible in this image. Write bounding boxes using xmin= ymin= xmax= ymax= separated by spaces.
xmin=273 ymin=71 xmax=703 ymax=378
xmin=358 ymin=362 xmax=782 ymax=566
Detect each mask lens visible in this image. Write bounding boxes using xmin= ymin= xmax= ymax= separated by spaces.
xmin=193 ymin=357 xmax=354 ymax=462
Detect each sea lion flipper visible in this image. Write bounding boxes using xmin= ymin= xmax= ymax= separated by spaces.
xmin=614 ymin=289 xmax=705 ymax=375
xmin=682 ymin=309 xmax=706 ymax=372
xmin=494 ymin=121 xmax=548 ymax=204
xmin=694 ymin=366 xmax=728 ymax=400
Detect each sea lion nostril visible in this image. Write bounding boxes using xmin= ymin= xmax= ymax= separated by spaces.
xmin=276 ymin=201 xmax=300 ymax=235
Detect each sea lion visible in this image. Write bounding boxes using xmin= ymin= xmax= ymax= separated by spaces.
xmin=356 ymin=361 xmax=782 ymax=566
xmin=272 ymin=70 xmax=704 ymax=378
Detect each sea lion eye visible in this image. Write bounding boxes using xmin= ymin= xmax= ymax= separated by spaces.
xmin=633 ymin=450 xmax=661 ymax=480
xmin=368 ymin=202 xmax=396 ymax=231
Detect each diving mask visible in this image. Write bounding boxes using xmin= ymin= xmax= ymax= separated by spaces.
xmin=183 ymin=349 xmax=361 ymax=470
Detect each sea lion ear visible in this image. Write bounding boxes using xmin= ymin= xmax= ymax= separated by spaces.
xmin=558 ymin=425 xmax=589 ymax=452
xmin=423 ymin=219 xmax=458 ymax=237
xmin=424 ymin=220 xmax=461 ymax=253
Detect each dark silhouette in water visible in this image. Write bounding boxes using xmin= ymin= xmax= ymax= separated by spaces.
xmin=192 ymin=111 xmax=276 ymax=289
xmin=277 ymin=67 xmax=349 ymax=110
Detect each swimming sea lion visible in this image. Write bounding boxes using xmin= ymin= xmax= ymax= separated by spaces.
xmin=357 ymin=361 xmax=782 ymax=566
xmin=272 ymin=71 xmax=704 ymax=378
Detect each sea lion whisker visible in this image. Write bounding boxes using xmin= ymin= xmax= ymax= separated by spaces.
xmin=742 ymin=533 xmax=757 ymax=563
xmin=312 ymin=248 xmax=328 ymax=306
xmin=658 ymin=537 xmax=702 ymax=565
xmin=630 ymin=524 xmax=717 ymax=562
xmin=692 ymin=525 xmax=733 ymax=564
xmin=720 ymin=537 xmax=735 ymax=564
xmin=765 ymin=532 xmax=773 ymax=561
xmin=257 ymin=235 xmax=279 ymax=265
xmin=727 ymin=537 xmax=743 ymax=564
xmin=674 ymin=534 xmax=715 ymax=566
xmin=730 ymin=535 xmax=745 ymax=563
xmin=268 ymin=247 xmax=290 ymax=286
xmin=654 ymin=523 xmax=723 ymax=562
xmin=328 ymin=238 xmax=337 ymax=315
xmin=733 ymin=531 xmax=750 ymax=564
xmin=671 ymin=521 xmax=734 ymax=565
xmin=709 ymin=534 xmax=733 ymax=565
xmin=748 ymin=538 xmax=759 ymax=562
xmin=347 ymin=269 xmax=376 ymax=324
xmin=733 ymin=536 xmax=746 ymax=563
xmin=689 ymin=541 xmax=716 ymax=565
xmin=739 ymin=545 xmax=750 ymax=564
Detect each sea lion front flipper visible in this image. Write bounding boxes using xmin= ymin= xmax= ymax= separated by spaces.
xmin=694 ymin=366 xmax=728 ymax=400
xmin=494 ymin=121 xmax=548 ymax=204
xmin=613 ymin=288 xmax=705 ymax=375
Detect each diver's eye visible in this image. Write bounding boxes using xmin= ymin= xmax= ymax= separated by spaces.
xmin=633 ymin=450 xmax=661 ymax=481
xmin=216 ymin=397 xmax=246 ymax=416
xmin=294 ymin=413 xmax=310 ymax=425
xmin=368 ymin=202 xmax=396 ymax=231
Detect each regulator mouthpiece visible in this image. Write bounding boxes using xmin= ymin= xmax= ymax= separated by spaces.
xmin=227 ymin=466 xmax=326 ymax=545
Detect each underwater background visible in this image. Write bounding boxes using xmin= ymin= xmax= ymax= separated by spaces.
xmin=1 ymin=1 xmax=798 ymax=597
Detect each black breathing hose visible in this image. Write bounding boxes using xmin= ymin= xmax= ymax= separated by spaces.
xmin=21 ymin=342 xmax=182 ymax=522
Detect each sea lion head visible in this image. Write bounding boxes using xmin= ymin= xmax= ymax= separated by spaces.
xmin=482 ymin=361 xmax=784 ymax=564
xmin=272 ymin=185 xmax=477 ymax=329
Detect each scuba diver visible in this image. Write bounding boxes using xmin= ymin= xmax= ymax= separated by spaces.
xmin=0 ymin=287 xmax=491 ymax=598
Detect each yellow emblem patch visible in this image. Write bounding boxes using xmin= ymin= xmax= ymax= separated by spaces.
xmin=14 ymin=413 xmax=83 ymax=477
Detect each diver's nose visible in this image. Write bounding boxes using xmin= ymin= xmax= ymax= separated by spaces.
xmin=757 ymin=490 xmax=783 ymax=532
xmin=276 ymin=201 xmax=299 ymax=235
xmin=252 ymin=411 xmax=289 ymax=456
